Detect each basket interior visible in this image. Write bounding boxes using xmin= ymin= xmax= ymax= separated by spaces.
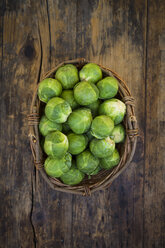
xmin=38 ymin=62 xmax=127 ymax=188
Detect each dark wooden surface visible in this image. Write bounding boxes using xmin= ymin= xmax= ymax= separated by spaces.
xmin=0 ymin=0 xmax=165 ymax=247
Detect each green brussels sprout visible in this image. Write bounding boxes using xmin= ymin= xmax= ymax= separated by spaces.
xmin=96 ymin=76 xmax=119 ymax=99
xmin=60 ymin=165 xmax=85 ymax=186
xmin=39 ymin=115 xmax=62 ymax=136
xmin=44 ymin=153 xmax=72 ymax=178
xmin=76 ymin=150 xmax=99 ymax=174
xmin=68 ymin=108 xmax=92 ymax=134
xmin=61 ymin=90 xmax=79 ymax=110
xmin=110 ymin=124 xmax=125 ymax=143
xmin=45 ymin=97 xmax=72 ymax=123
xmin=91 ymin=115 xmax=114 ymax=139
xmin=89 ymin=137 xmax=115 ymax=158
xmin=44 ymin=131 xmax=68 ymax=158
xmin=38 ymin=78 xmax=62 ymax=103
xmin=79 ymin=63 xmax=102 ymax=84
xmin=86 ymin=130 xmax=93 ymax=142
xmin=62 ymin=121 xmax=71 ymax=134
xmin=86 ymin=99 xmax=101 ymax=117
xmin=87 ymin=165 xmax=101 ymax=176
xmin=100 ymin=149 xmax=120 ymax=169
xmin=99 ymin=98 xmax=126 ymax=125
xmin=55 ymin=64 xmax=79 ymax=89
xmin=67 ymin=133 xmax=88 ymax=155
xmin=74 ymin=81 xmax=99 ymax=106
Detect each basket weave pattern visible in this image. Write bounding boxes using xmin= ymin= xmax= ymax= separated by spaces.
xmin=28 ymin=58 xmax=138 ymax=196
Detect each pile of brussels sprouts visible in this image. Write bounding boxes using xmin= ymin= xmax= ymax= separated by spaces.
xmin=38 ymin=63 xmax=126 ymax=186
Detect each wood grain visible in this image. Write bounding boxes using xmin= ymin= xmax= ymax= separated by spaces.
xmin=0 ymin=0 xmax=164 ymax=247
xmin=144 ymin=0 xmax=165 ymax=247
xmin=73 ymin=1 xmax=146 ymax=247
xmin=31 ymin=1 xmax=77 ymax=247
xmin=0 ymin=1 xmax=41 ymax=247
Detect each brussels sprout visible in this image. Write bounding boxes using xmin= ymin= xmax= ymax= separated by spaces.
xmin=60 ymin=165 xmax=85 ymax=186
xmin=39 ymin=115 xmax=62 ymax=136
xmin=61 ymin=90 xmax=79 ymax=110
xmin=96 ymin=76 xmax=119 ymax=99
xmin=100 ymin=149 xmax=120 ymax=169
xmin=86 ymin=99 xmax=101 ymax=117
xmin=91 ymin=115 xmax=114 ymax=139
xmin=87 ymin=165 xmax=101 ymax=176
xmin=68 ymin=108 xmax=92 ymax=134
xmin=38 ymin=78 xmax=62 ymax=103
xmin=45 ymin=97 xmax=72 ymax=123
xmin=44 ymin=131 xmax=68 ymax=158
xmin=99 ymin=98 xmax=126 ymax=125
xmin=67 ymin=133 xmax=88 ymax=155
xmin=79 ymin=63 xmax=102 ymax=84
xmin=74 ymin=81 xmax=99 ymax=106
xmin=89 ymin=137 xmax=115 ymax=158
xmin=110 ymin=124 xmax=125 ymax=143
xmin=76 ymin=150 xmax=99 ymax=174
xmin=55 ymin=64 xmax=79 ymax=89
xmin=44 ymin=153 xmax=72 ymax=178
xmin=62 ymin=121 xmax=71 ymax=134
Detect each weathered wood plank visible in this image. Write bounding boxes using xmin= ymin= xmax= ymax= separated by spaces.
xmin=73 ymin=0 xmax=146 ymax=247
xmin=144 ymin=0 xmax=165 ymax=247
xmin=0 ymin=1 xmax=42 ymax=247
xmin=31 ymin=1 xmax=77 ymax=247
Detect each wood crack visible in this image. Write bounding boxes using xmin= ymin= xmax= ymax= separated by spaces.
xmin=29 ymin=23 xmax=44 ymax=248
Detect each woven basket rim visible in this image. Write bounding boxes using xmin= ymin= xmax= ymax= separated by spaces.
xmin=28 ymin=58 xmax=138 ymax=196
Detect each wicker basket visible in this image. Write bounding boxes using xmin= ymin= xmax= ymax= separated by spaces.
xmin=28 ymin=58 xmax=138 ymax=196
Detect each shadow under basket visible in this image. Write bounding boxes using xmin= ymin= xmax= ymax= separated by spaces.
xmin=28 ymin=58 xmax=138 ymax=196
